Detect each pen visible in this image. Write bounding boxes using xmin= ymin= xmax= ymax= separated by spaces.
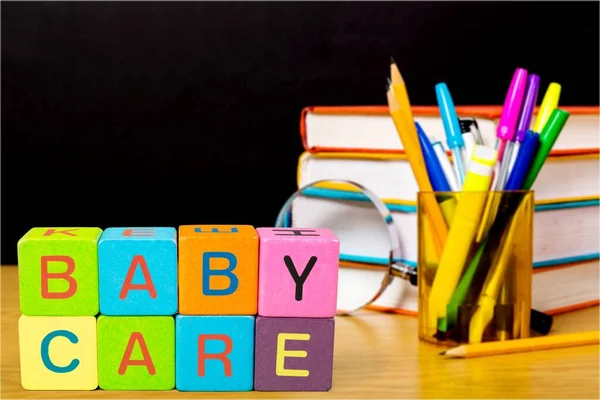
xmin=479 ymin=70 xmax=529 ymax=240
xmin=468 ymin=110 xmax=570 ymax=343
xmin=495 ymin=73 xmax=535 ymax=190
xmin=416 ymin=122 xmax=451 ymax=192
xmin=435 ymin=83 xmax=467 ymax=187
xmin=439 ymin=239 xmax=487 ymax=332
xmin=416 ymin=122 xmax=457 ymax=225
xmin=495 ymin=68 xmax=528 ymax=161
xmin=532 ymin=82 xmax=561 ymax=133
xmin=459 ymin=119 xmax=477 ymax=171
xmin=462 ymin=132 xmax=475 ymax=170
xmin=507 ymin=74 xmax=540 ymax=175
xmin=431 ymin=137 xmax=460 ymax=191
xmin=505 ymin=130 xmax=540 ymax=190
xmin=522 ymin=109 xmax=570 ymax=189
xmin=459 ymin=118 xmax=483 ymax=145
xmin=425 ymin=145 xmax=497 ymax=338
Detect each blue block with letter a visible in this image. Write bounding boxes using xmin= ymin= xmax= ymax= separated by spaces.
xmin=98 ymin=227 xmax=177 ymax=315
xmin=175 ymin=315 xmax=255 ymax=391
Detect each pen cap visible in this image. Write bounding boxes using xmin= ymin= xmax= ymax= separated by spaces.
xmin=469 ymin=145 xmax=497 ymax=174
xmin=435 ymin=83 xmax=464 ymax=148
xmin=530 ymin=309 xmax=553 ymax=335
xmin=459 ymin=145 xmax=497 ymax=194
xmin=515 ymin=74 xmax=540 ymax=142
xmin=533 ymin=83 xmax=562 ymax=133
xmin=497 ymin=68 xmax=528 ymax=141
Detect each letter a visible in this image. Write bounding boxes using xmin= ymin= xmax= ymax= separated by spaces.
xmin=120 ymin=255 xmax=157 ymax=300
xmin=119 ymin=332 xmax=156 ymax=375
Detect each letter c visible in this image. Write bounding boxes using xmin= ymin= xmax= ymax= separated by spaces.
xmin=41 ymin=330 xmax=80 ymax=373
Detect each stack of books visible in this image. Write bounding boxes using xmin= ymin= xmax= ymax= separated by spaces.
xmin=290 ymin=105 xmax=600 ymax=316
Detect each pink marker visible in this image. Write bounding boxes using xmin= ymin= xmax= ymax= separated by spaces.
xmin=496 ymin=68 xmax=528 ymax=160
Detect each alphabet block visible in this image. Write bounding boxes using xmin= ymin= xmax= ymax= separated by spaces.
xmin=97 ymin=316 xmax=175 ymax=390
xmin=256 ymin=228 xmax=339 ymax=318
xmin=98 ymin=227 xmax=177 ymax=316
xmin=18 ymin=315 xmax=98 ymax=390
xmin=254 ymin=316 xmax=334 ymax=391
xmin=178 ymin=225 xmax=258 ymax=315
xmin=18 ymin=227 xmax=102 ymax=316
xmin=175 ymin=315 xmax=255 ymax=391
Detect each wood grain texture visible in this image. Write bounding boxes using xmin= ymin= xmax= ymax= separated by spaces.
xmin=2 ymin=265 xmax=598 ymax=399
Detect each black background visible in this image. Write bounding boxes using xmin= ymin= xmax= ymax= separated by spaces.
xmin=2 ymin=1 xmax=599 ymax=264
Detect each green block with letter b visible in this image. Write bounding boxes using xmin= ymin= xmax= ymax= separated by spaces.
xmin=18 ymin=227 xmax=102 ymax=316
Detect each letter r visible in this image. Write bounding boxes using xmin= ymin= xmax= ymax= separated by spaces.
xmin=198 ymin=334 xmax=233 ymax=377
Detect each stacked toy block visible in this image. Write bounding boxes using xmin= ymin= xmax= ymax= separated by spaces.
xmin=17 ymin=226 xmax=339 ymax=392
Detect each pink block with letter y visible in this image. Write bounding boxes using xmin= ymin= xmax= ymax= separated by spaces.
xmin=256 ymin=228 xmax=340 ymax=318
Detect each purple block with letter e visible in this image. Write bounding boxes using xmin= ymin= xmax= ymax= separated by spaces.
xmin=254 ymin=316 xmax=335 ymax=391
xmin=256 ymin=227 xmax=339 ymax=318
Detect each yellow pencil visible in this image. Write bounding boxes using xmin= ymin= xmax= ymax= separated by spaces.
xmin=441 ymin=331 xmax=600 ymax=358
xmin=390 ymin=59 xmax=415 ymax=123
xmin=387 ymin=87 xmax=448 ymax=256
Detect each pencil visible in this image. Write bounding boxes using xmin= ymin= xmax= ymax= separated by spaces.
xmin=440 ymin=331 xmax=600 ymax=358
xmin=390 ymin=59 xmax=415 ymax=123
xmin=386 ymin=86 xmax=448 ymax=256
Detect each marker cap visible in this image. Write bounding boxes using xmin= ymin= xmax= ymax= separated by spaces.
xmin=515 ymin=74 xmax=540 ymax=143
xmin=533 ymin=82 xmax=562 ymax=133
xmin=435 ymin=82 xmax=464 ymax=149
xmin=497 ymin=68 xmax=528 ymax=141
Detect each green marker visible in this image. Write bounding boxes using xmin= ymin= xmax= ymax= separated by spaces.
xmin=521 ymin=109 xmax=570 ymax=190
xmin=438 ymin=238 xmax=488 ymax=332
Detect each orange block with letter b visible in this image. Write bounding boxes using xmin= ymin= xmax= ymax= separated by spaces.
xmin=178 ymin=225 xmax=258 ymax=315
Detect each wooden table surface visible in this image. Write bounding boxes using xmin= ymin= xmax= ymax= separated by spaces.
xmin=2 ymin=265 xmax=599 ymax=399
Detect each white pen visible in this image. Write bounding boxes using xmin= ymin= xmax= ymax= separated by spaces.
xmin=461 ymin=132 xmax=476 ymax=170
xmin=430 ymin=136 xmax=459 ymax=191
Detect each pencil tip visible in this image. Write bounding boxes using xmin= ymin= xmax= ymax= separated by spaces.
xmin=390 ymin=56 xmax=396 ymax=65
xmin=439 ymin=351 xmax=446 ymax=355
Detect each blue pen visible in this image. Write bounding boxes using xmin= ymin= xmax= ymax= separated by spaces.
xmin=505 ymin=130 xmax=541 ymax=190
xmin=416 ymin=122 xmax=451 ymax=191
xmin=435 ymin=83 xmax=466 ymax=188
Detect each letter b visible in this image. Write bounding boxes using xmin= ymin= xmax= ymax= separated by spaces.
xmin=203 ymin=252 xmax=239 ymax=296
xmin=41 ymin=256 xmax=78 ymax=299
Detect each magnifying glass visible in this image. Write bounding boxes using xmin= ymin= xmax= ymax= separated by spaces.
xmin=274 ymin=179 xmax=417 ymax=316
